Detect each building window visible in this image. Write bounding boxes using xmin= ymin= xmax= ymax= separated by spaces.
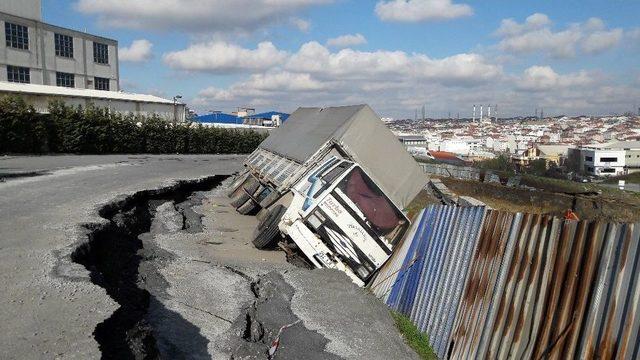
xmin=600 ymin=157 xmax=618 ymax=163
xmin=601 ymin=168 xmax=615 ymax=173
xmin=7 ymin=65 xmax=30 ymax=83
xmin=93 ymin=42 xmax=109 ymax=64
xmin=5 ymin=22 xmax=29 ymax=50
xmin=55 ymin=33 xmax=73 ymax=58
xmin=56 ymin=72 xmax=74 ymax=88
xmin=584 ymin=156 xmax=593 ymax=162
xmin=95 ymin=77 xmax=110 ymax=91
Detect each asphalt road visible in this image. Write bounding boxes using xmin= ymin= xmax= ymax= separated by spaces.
xmin=0 ymin=155 xmax=418 ymax=359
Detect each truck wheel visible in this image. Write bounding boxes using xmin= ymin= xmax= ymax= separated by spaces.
xmin=256 ymin=207 xmax=270 ymax=223
xmin=229 ymin=190 xmax=251 ymax=208
xmin=243 ymin=177 xmax=260 ymax=196
xmin=230 ymin=177 xmax=262 ymax=208
xmin=237 ymin=198 xmax=259 ymax=215
xmin=252 ymin=205 xmax=286 ymax=249
xmin=227 ymin=172 xmax=249 ymax=197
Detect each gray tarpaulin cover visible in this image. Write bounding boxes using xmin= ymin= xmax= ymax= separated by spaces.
xmin=258 ymin=104 xmax=427 ymax=209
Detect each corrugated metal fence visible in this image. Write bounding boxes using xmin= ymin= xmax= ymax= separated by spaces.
xmin=370 ymin=204 xmax=640 ymax=359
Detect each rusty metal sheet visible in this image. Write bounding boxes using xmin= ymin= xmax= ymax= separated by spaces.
xmin=370 ymin=202 xmax=640 ymax=360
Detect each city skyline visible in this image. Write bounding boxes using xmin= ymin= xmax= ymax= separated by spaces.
xmin=43 ymin=0 xmax=640 ymax=117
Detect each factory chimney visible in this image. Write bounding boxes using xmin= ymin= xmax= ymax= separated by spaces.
xmin=488 ymin=104 xmax=491 ymax=119
xmin=473 ymin=105 xmax=476 ymax=122
xmin=480 ymin=105 xmax=483 ymax=121
xmin=494 ymin=104 xmax=498 ymax=121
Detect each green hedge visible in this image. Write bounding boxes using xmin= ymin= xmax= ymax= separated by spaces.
xmin=0 ymin=95 xmax=268 ymax=154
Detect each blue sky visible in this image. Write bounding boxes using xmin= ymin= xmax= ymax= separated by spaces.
xmin=43 ymin=0 xmax=640 ymax=118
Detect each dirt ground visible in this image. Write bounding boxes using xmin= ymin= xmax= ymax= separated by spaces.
xmin=440 ymin=177 xmax=640 ymax=223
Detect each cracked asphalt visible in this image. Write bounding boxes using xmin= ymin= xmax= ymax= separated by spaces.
xmin=0 ymin=155 xmax=419 ymax=359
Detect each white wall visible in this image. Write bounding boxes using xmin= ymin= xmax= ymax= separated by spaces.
xmin=0 ymin=12 xmax=119 ymax=90
xmin=582 ymin=149 xmax=625 ymax=176
xmin=0 ymin=0 xmax=41 ymax=20
xmin=4 ymin=92 xmax=186 ymax=121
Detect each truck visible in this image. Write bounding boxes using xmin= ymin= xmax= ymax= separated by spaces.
xmin=227 ymin=105 xmax=427 ymax=285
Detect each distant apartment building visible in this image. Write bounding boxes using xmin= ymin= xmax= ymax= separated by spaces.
xmin=581 ymin=149 xmax=625 ymax=176
xmin=0 ymin=0 xmax=119 ymax=91
xmin=398 ymin=135 xmax=428 ymax=147
xmin=569 ymin=141 xmax=640 ymax=176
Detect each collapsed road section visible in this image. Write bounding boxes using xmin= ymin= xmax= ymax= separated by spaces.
xmin=70 ymin=176 xmax=226 ymax=358
xmin=66 ymin=175 xmax=358 ymax=359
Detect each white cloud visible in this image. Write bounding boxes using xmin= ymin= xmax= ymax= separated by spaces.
xmin=375 ymin=0 xmax=473 ymax=22
xmin=291 ymin=18 xmax=311 ymax=32
xmin=191 ymin=41 xmax=507 ymax=114
xmin=629 ymin=28 xmax=640 ymax=41
xmin=495 ymin=13 xmax=551 ymax=37
xmin=163 ymin=41 xmax=288 ymax=73
xmin=516 ymin=65 xmax=594 ymax=91
xmin=496 ymin=14 xmax=623 ymax=58
xmin=75 ymin=0 xmax=332 ymax=33
xmin=119 ymin=39 xmax=153 ymax=62
xmin=326 ymin=33 xmax=367 ymax=48
xmin=581 ymin=29 xmax=623 ymax=54
xmin=286 ymin=41 xmax=501 ymax=84
xmin=189 ymin=46 xmax=639 ymax=118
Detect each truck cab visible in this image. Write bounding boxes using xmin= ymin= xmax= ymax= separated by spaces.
xmin=279 ymin=157 xmax=409 ymax=286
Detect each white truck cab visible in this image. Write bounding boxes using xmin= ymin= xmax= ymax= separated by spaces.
xmin=278 ymin=157 xmax=409 ymax=285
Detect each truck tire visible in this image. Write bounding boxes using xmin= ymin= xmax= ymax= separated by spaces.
xmin=252 ymin=205 xmax=286 ymax=249
xmin=230 ymin=177 xmax=262 ymax=208
xmin=229 ymin=190 xmax=251 ymax=208
xmin=256 ymin=207 xmax=270 ymax=224
xmin=227 ymin=172 xmax=249 ymax=197
xmin=243 ymin=177 xmax=260 ymax=196
xmin=237 ymin=198 xmax=259 ymax=215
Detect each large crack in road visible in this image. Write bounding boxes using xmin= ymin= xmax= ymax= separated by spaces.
xmin=68 ymin=176 xmax=340 ymax=359
xmin=70 ymin=176 xmax=227 ymax=358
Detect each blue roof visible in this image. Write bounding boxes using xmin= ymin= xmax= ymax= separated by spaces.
xmin=249 ymin=111 xmax=290 ymax=121
xmin=194 ymin=111 xmax=290 ymax=124
xmin=194 ymin=113 xmax=242 ymax=124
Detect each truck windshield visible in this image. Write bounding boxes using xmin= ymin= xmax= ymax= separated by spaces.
xmin=336 ymin=167 xmax=406 ymax=243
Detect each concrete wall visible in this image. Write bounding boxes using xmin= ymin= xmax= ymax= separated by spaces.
xmin=0 ymin=0 xmax=41 ymax=21
xmin=0 ymin=12 xmax=119 ymax=91
xmin=626 ymin=149 xmax=640 ymax=168
xmin=5 ymin=92 xmax=186 ymax=121
xmin=419 ymin=162 xmax=481 ymax=181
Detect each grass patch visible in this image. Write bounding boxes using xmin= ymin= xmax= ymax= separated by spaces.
xmin=404 ymin=189 xmax=440 ymax=220
xmin=391 ymin=312 xmax=438 ymax=360
xmin=603 ymin=172 xmax=640 ymax=184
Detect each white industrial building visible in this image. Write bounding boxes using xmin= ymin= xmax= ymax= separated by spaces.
xmin=0 ymin=0 xmax=119 ymax=91
xmin=577 ymin=141 xmax=640 ymax=176
xmin=0 ymin=0 xmax=186 ymax=121
xmin=0 ymin=82 xmax=186 ymax=121
xmin=581 ymin=148 xmax=625 ymax=176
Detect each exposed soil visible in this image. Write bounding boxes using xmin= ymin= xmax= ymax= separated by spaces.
xmin=440 ymin=177 xmax=640 ymax=222
xmin=70 ymin=176 xmax=226 ymax=359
